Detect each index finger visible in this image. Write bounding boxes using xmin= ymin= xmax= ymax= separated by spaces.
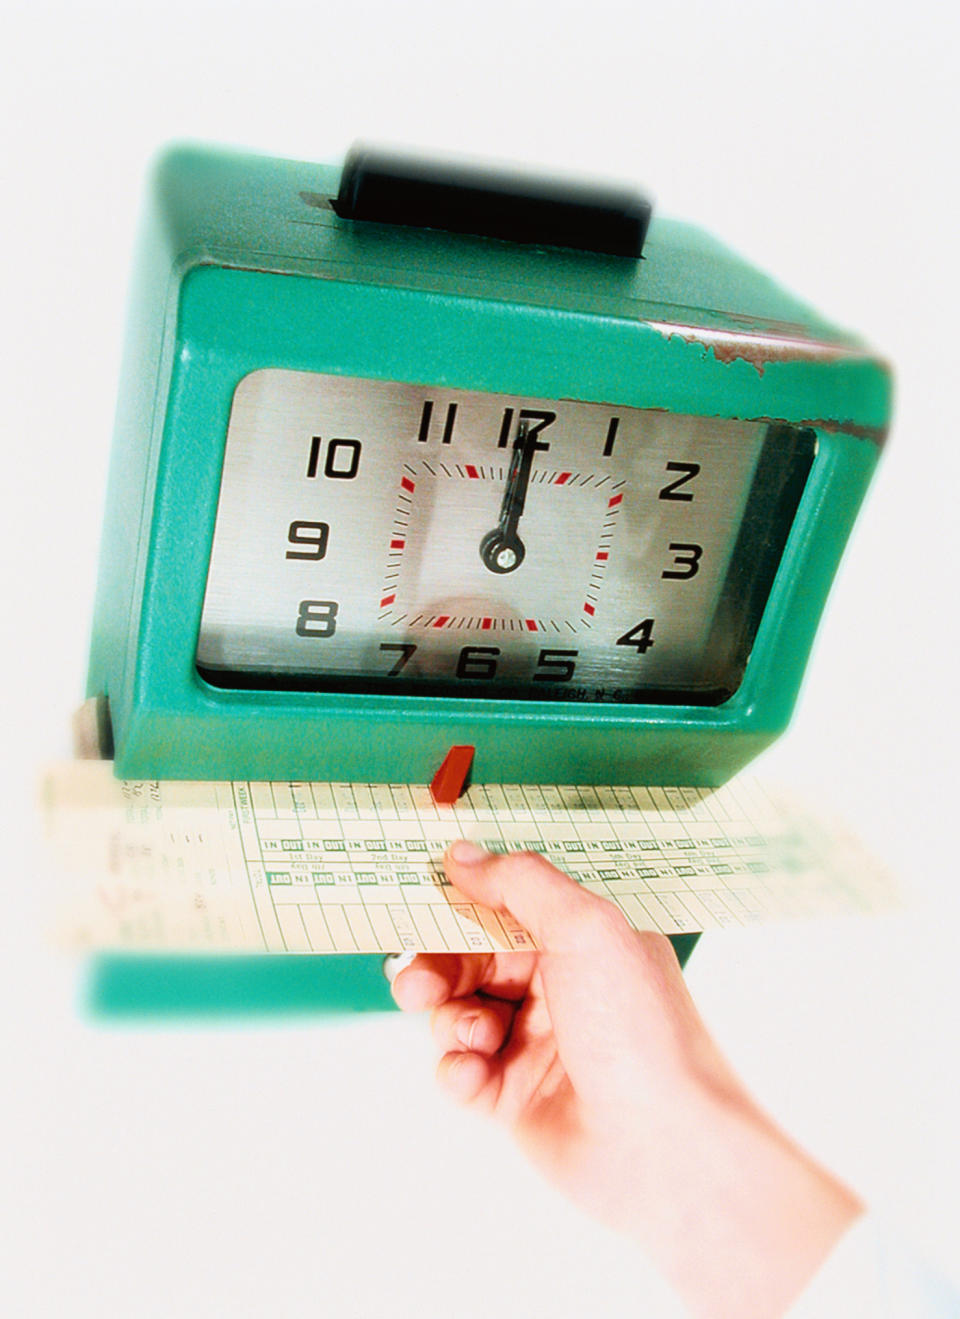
xmin=390 ymin=951 xmax=537 ymax=1011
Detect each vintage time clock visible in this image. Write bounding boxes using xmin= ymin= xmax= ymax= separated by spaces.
xmin=83 ymin=144 xmax=890 ymax=1012
xmin=88 ymin=143 xmax=890 ymax=787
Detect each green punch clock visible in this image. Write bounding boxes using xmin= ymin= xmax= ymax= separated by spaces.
xmin=84 ymin=143 xmax=890 ymax=1014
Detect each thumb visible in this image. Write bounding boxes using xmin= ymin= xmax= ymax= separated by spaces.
xmin=443 ymin=841 xmax=619 ymax=951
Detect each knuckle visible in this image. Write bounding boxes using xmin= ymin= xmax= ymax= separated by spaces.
xmin=492 ymin=848 xmax=539 ymax=871
xmin=510 ymin=849 xmax=570 ymax=883
xmin=482 ymin=848 xmax=554 ymax=894
xmin=516 ymin=849 xmax=554 ymax=877
xmin=579 ymin=894 xmax=633 ymax=943
xmin=429 ymin=1001 xmax=455 ymax=1039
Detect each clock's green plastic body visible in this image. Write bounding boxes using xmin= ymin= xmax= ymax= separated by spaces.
xmin=85 ymin=145 xmax=890 ymax=1015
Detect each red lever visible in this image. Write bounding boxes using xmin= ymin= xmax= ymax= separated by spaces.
xmin=430 ymin=745 xmax=475 ymax=805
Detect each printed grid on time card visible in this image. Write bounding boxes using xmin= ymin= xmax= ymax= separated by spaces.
xmin=42 ymin=763 xmax=897 ymax=954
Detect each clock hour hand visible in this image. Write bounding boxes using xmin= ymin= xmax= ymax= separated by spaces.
xmin=480 ymin=419 xmax=536 ymax=574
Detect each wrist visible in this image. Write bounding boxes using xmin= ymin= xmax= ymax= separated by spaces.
xmin=639 ymin=1079 xmax=863 ymax=1319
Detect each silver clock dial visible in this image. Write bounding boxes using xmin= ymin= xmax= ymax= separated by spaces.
xmin=197 ymin=370 xmax=814 ymax=704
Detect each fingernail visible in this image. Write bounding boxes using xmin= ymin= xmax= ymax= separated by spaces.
xmin=456 ymin=1014 xmax=479 ymax=1050
xmin=382 ymin=951 xmax=417 ymax=984
xmin=448 ymin=840 xmax=489 ymax=864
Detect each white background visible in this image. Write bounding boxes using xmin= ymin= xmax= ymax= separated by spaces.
xmin=3 ymin=2 xmax=958 ymax=1315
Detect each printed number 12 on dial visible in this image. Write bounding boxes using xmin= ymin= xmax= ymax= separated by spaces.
xmin=197 ymin=369 xmax=814 ymax=706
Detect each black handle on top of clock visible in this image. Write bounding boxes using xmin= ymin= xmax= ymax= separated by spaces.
xmin=332 ymin=143 xmax=652 ymax=258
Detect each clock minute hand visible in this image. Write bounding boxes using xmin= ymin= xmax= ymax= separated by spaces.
xmin=479 ymin=420 xmax=535 ymax=574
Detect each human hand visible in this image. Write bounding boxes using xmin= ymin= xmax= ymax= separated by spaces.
xmin=392 ymin=843 xmax=862 ymax=1319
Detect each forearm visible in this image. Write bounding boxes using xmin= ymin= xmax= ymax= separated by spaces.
xmin=416 ymin=853 xmax=865 ymax=1319
xmin=635 ymin=1082 xmax=863 ymax=1319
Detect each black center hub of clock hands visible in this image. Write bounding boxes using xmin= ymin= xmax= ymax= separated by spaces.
xmin=479 ymin=419 xmax=549 ymax=573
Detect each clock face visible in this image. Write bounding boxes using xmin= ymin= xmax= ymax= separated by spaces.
xmin=196 ymin=370 xmax=815 ymax=705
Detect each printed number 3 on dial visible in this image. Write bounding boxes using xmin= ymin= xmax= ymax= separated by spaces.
xmin=197 ymin=370 xmax=814 ymax=705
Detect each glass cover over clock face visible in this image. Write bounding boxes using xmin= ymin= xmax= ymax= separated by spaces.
xmin=197 ymin=370 xmax=815 ymax=705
